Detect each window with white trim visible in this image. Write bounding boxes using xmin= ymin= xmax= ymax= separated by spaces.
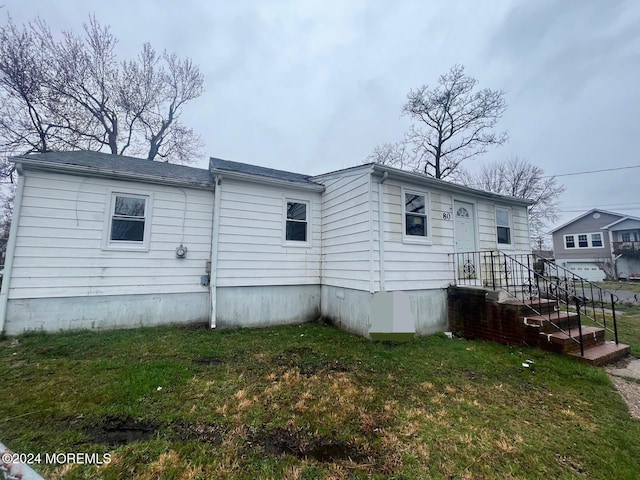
xmin=104 ymin=192 xmax=151 ymax=250
xmin=495 ymin=207 xmax=512 ymax=245
xmin=565 ymin=235 xmax=575 ymax=248
xmin=402 ymin=188 xmax=430 ymax=242
xmin=284 ymin=199 xmax=310 ymax=245
xmin=563 ymin=232 xmax=605 ymax=249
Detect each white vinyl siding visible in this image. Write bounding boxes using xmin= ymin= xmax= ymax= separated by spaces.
xmin=8 ymin=170 xmax=214 ymax=300
xmin=319 ymin=171 xmax=372 ymax=291
xmin=478 ymin=202 xmax=529 ymax=252
xmin=215 ymin=179 xmax=321 ymax=287
xmin=381 ymin=181 xmax=454 ymax=291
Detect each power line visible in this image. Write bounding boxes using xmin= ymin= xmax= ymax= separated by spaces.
xmin=540 ymin=165 xmax=640 ymax=178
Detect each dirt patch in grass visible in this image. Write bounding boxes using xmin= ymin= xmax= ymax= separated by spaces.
xmin=250 ymin=426 xmax=365 ymax=463
xmin=172 ymin=420 xmax=225 ymax=445
xmin=274 ymin=346 xmax=352 ymax=376
xmin=85 ymin=417 xmax=158 ymax=446
xmin=192 ymin=356 xmax=224 ymax=366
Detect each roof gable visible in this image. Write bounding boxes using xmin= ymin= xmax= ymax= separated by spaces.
xmin=602 ymin=216 xmax=640 ymax=230
xmin=550 ymin=209 xmax=625 ymax=234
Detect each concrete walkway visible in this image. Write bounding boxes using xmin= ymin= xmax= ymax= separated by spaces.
xmin=605 ymin=357 xmax=640 ymax=420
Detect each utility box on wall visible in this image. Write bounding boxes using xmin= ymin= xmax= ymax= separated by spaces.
xmin=369 ymin=291 xmax=416 ymax=342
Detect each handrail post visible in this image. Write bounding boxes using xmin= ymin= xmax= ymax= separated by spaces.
xmin=576 ymin=298 xmax=584 ymax=357
xmin=490 ymin=251 xmax=496 ymax=290
xmin=611 ymin=293 xmax=619 ymax=345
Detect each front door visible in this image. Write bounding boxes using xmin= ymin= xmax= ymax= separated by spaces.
xmin=454 ymin=201 xmax=476 ymax=252
xmin=454 ymin=201 xmax=478 ymax=282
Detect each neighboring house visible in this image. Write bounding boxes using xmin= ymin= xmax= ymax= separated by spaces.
xmin=550 ymin=209 xmax=640 ymax=281
xmin=602 ymin=216 xmax=640 ymax=280
xmin=0 ymin=151 xmax=532 ymax=336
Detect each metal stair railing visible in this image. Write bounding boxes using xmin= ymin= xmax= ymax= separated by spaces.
xmin=450 ymin=250 xmax=620 ymax=356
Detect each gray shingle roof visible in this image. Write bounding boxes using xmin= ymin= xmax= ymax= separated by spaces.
xmin=12 ymin=151 xmax=213 ymax=186
xmin=210 ymin=157 xmax=320 ymax=186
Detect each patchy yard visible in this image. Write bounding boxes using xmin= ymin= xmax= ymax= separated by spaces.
xmin=1 ymin=321 xmax=640 ymax=479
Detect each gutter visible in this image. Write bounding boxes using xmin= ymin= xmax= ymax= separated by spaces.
xmin=377 ymin=171 xmax=389 ymax=291
xmin=210 ymin=168 xmax=325 ymax=193
xmin=371 ymin=164 xmax=534 ymax=207
xmin=0 ymin=165 xmax=26 ymax=334
xmin=11 ymin=158 xmax=214 ymax=191
xmin=209 ymin=175 xmax=222 ymax=329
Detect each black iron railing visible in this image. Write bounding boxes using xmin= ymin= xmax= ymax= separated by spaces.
xmin=450 ymin=251 xmax=620 ymax=355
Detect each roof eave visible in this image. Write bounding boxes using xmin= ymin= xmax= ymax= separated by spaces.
xmin=371 ymin=164 xmax=534 ymax=207
xmin=210 ymin=168 xmax=325 ymax=192
xmin=11 ymin=157 xmax=214 ymax=190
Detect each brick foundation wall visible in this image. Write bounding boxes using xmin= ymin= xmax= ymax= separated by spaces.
xmin=448 ymin=286 xmax=540 ymax=347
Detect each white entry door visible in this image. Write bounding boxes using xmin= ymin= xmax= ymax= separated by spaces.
xmin=454 ymin=201 xmax=476 ymax=252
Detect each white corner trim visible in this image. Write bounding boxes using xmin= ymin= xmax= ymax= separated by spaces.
xmin=210 ymin=176 xmax=222 ymax=329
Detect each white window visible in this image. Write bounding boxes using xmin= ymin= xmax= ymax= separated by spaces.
xmin=283 ymin=198 xmax=310 ymax=246
xmin=103 ymin=192 xmax=152 ymax=250
xmin=495 ymin=207 xmax=512 ymax=245
xmin=565 ymin=235 xmax=575 ymax=248
xmin=622 ymin=232 xmax=631 ymax=242
xmin=402 ymin=188 xmax=430 ymax=243
xmin=578 ymin=234 xmax=588 ymax=248
xmin=563 ymin=232 xmax=604 ymax=249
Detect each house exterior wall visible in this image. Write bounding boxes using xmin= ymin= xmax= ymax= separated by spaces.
xmin=552 ymin=211 xmax=621 ymax=261
xmin=214 ymin=178 xmax=321 ymax=287
xmin=477 ymin=201 xmax=530 ymax=253
xmin=380 ymin=179 xmax=454 ymax=291
xmin=318 ymin=170 xmax=373 ymax=291
xmin=4 ymin=170 xmax=214 ymax=334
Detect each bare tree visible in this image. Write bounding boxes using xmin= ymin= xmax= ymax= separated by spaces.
xmin=0 ymin=14 xmax=204 ymax=173
xmin=455 ymin=157 xmax=566 ymax=243
xmin=365 ymin=137 xmax=416 ymax=171
xmin=368 ymin=65 xmax=507 ymax=179
xmin=0 ymin=182 xmax=14 ymax=266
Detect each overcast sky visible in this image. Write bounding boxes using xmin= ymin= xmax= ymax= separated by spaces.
xmin=3 ymin=0 xmax=640 ymax=232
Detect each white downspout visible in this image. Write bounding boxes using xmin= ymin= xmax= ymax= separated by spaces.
xmin=0 ymin=166 xmax=26 ymax=334
xmin=209 ymin=175 xmax=222 ymax=329
xmin=377 ymin=172 xmax=388 ymax=291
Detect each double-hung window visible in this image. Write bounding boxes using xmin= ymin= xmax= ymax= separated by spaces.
xmin=565 ymin=235 xmax=575 ymax=248
xmin=402 ymin=188 xmax=430 ymax=242
xmin=590 ymin=233 xmax=603 ymax=247
xmin=495 ymin=207 xmax=512 ymax=245
xmin=104 ymin=192 xmax=151 ymax=250
xmin=284 ymin=199 xmax=310 ymax=246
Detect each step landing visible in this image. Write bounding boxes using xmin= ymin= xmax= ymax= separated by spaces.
xmin=567 ymin=342 xmax=631 ymax=366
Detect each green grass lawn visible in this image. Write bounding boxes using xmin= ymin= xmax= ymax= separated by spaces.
xmin=2 ymin=321 xmax=640 ymax=480
xmin=596 ymin=280 xmax=640 ymax=295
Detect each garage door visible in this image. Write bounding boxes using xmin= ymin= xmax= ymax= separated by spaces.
xmin=566 ymin=262 xmax=606 ymax=282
